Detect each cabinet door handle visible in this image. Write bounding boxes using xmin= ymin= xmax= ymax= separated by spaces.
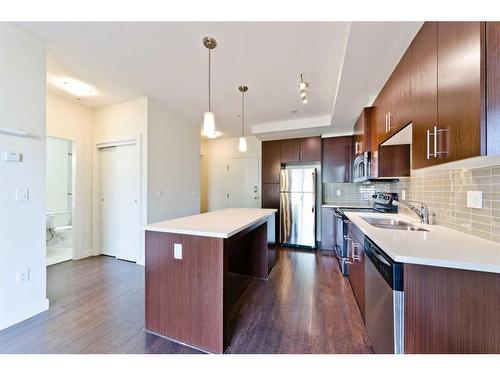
xmin=385 ymin=113 xmax=388 ymax=133
xmin=426 ymin=128 xmax=431 ymax=160
xmin=433 ymin=125 xmax=438 ymax=158
xmin=388 ymin=112 xmax=392 ymax=131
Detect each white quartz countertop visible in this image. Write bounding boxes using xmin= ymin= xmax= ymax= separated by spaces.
xmin=344 ymin=211 xmax=500 ymax=274
xmin=144 ymin=208 xmax=277 ymax=239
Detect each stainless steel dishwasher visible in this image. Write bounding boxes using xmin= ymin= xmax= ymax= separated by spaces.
xmin=364 ymin=237 xmax=404 ymax=354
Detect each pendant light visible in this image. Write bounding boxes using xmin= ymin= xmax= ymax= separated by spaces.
xmin=299 ymin=73 xmax=309 ymax=104
xmin=203 ymin=37 xmax=218 ymax=137
xmin=238 ymin=85 xmax=248 ymax=152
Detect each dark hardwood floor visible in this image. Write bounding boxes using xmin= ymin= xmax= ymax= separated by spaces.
xmin=0 ymin=248 xmax=373 ymax=354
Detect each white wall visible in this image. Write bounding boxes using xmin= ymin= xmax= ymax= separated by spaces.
xmin=92 ymin=98 xmax=148 ymax=263
xmin=147 ymin=98 xmax=200 ymax=223
xmin=0 ymin=23 xmax=48 ymax=331
xmin=46 ymin=94 xmax=94 ymax=259
xmin=200 ymin=136 xmax=261 ymax=212
xmin=46 ymin=136 xmax=70 ymax=212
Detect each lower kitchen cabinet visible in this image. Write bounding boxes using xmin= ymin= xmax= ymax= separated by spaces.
xmin=346 ymin=223 xmax=366 ymax=321
xmin=404 ymin=264 xmax=500 ymax=354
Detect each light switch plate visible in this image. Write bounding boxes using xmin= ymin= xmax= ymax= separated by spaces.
xmin=336 ymin=189 xmax=341 ymax=196
xmin=5 ymin=151 xmax=22 ymax=162
xmin=174 ymin=243 xmax=182 ymax=260
xmin=467 ymin=191 xmax=483 ymax=209
xmin=15 ymin=188 xmax=29 ymax=201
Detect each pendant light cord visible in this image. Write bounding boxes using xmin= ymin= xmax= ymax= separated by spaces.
xmin=208 ymin=49 xmax=211 ymax=112
xmin=241 ymin=90 xmax=245 ymax=137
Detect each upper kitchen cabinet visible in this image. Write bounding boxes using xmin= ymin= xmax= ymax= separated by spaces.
xmin=372 ymin=48 xmax=412 ymax=147
xmin=411 ymin=21 xmax=499 ymax=168
xmin=487 ymin=22 xmax=500 ymax=155
xmin=437 ymin=22 xmax=485 ymax=164
xmin=322 ymin=136 xmax=353 ymax=183
xmin=300 ymin=136 xmax=322 ymax=162
xmin=372 ymin=82 xmax=392 ymax=148
xmin=411 ymin=21 xmax=438 ymax=169
xmin=390 ymin=47 xmax=413 ymax=133
xmin=353 ymin=107 xmax=371 ymax=156
xmin=280 ymin=138 xmax=301 ymax=163
xmin=262 ymin=140 xmax=281 ymax=184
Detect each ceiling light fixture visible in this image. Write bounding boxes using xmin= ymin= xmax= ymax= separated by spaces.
xmin=202 ymin=36 xmax=218 ymax=137
xmin=238 ymin=85 xmax=249 ymax=152
xmin=55 ymin=77 xmax=98 ymax=97
xmin=299 ymin=74 xmax=309 ymax=104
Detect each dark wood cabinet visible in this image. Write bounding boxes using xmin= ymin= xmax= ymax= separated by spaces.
xmin=487 ymin=22 xmax=500 ymax=156
xmin=353 ymin=107 xmax=371 ymax=156
xmin=372 ymin=83 xmax=392 ymax=148
xmin=412 ymin=22 xmax=487 ymax=168
xmin=279 ymin=138 xmax=300 ymax=163
xmin=411 ymin=21 xmax=439 ymax=169
xmin=300 ymin=136 xmax=322 ymax=162
xmin=390 ymin=47 xmax=413 ymax=134
xmin=437 ymin=22 xmax=486 ymax=164
xmin=320 ymin=207 xmax=335 ymax=251
xmin=378 ymin=144 xmax=411 ymax=177
xmin=322 ymin=136 xmax=353 ymax=183
xmin=404 ymin=263 xmax=500 ymax=353
xmin=346 ymin=223 xmax=365 ymax=321
xmin=262 ymin=140 xmax=281 ymax=184
xmin=262 ymin=183 xmax=280 ymax=209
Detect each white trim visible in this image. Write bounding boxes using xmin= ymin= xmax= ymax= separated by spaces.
xmin=0 ymin=298 xmax=49 ymax=332
xmin=0 ymin=127 xmax=29 ymax=137
xmin=96 ymin=139 xmax=137 ymax=149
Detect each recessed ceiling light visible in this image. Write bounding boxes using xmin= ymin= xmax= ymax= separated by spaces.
xmin=54 ymin=76 xmax=98 ymax=97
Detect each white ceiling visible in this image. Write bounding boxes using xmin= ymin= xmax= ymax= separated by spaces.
xmin=19 ymin=22 xmax=422 ymax=139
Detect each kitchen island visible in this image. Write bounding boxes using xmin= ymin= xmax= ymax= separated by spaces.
xmin=143 ymin=208 xmax=277 ymax=353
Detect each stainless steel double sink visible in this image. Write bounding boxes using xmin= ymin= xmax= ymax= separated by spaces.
xmin=362 ymin=217 xmax=429 ymax=232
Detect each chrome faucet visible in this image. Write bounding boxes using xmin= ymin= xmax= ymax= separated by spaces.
xmin=392 ymin=199 xmax=430 ymax=224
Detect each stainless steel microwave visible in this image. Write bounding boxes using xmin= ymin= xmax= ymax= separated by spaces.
xmin=352 ymin=151 xmax=371 ymax=183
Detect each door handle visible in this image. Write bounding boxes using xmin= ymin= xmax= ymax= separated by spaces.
xmin=426 ymin=128 xmax=430 ymax=159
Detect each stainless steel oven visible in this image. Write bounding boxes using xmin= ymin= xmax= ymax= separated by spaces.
xmin=352 ymin=151 xmax=371 ymax=183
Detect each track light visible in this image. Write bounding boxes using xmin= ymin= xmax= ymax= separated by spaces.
xmin=299 ymin=74 xmax=309 ymax=104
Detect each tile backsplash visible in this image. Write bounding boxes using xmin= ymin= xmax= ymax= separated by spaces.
xmin=323 ymin=165 xmax=500 ymax=244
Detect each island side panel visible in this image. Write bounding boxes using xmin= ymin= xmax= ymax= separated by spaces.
xmin=145 ymin=230 xmax=225 ymax=353
xmin=404 ymin=263 xmax=500 ymax=354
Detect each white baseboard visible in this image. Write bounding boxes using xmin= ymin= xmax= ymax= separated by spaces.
xmin=73 ymin=248 xmax=97 ymax=260
xmin=0 ymin=297 xmax=49 ymax=332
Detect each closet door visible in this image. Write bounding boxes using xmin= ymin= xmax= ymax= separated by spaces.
xmin=99 ymin=144 xmax=141 ymax=262
xmin=100 ymin=147 xmax=119 ymax=257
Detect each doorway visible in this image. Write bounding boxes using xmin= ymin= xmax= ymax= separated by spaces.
xmin=226 ymin=157 xmax=260 ymax=208
xmin=98 ymin=142 xmax=141 ymax=262
xmin=46 ymin=136 xmax=75 ymax=266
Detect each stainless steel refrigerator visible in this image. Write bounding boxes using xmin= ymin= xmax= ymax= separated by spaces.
xmin=279 ymin=168 xmax=316 ymax=248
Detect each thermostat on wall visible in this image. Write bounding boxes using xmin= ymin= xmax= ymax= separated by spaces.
xmin=4 ymin=151 xmax=22 ymax=162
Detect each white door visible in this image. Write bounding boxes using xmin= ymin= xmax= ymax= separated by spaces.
xmin=226 ymin=157 xmax=260 ymax=208
xmin=99 ymin=144 xmax=141 ymax=262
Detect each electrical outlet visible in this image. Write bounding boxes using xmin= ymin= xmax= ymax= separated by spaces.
xmin=467 ymin=191 xmax=483 ymax=209
xmin=16 ymin=269 xmax=30 ymax=284
xmin=336 ymin=189 xmax=341 ymax=196
xmin=174 ymin=243 xmax=182 ymax=260
xmin=401 ymin=190 xmax=406 ymax=200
